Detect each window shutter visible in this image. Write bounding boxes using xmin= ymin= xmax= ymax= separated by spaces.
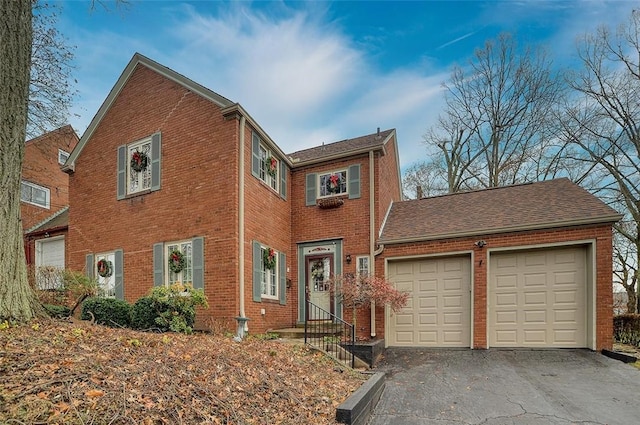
xmin=251 ymin=132 xmax=260 ymax=178
xmin=348 ymin=164 xmax=361 ymax=199
xmin=114 ymin=249 xmax=124 ymax=300
xmin=252 ymin=241 xmax=262 ymax=302
xmin=153 ymin=243 xmax=164 ymax=286
xmin=117 ymin=145 xmax=126 ymax=200
xmin=279 ymin=161 xmax=287 ymax=199
xmin=305 ymin=173 xmax=317 ymax=206
xmin=279 ymin=252 xmax=286 ymax=305
xmin=192 ymin=237 xmax=204 ymax=290
xmin=150 ymin=132 xmax=162 ymax=191
xmin=85 ymin=254 xmax=94 ymax=279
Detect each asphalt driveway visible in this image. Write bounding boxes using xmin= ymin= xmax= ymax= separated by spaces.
xmin=369 ymin=349 xmax=639 ymax=425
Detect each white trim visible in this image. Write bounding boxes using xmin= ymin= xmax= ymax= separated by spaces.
xmin=126 ymin=136 xmax=152 ymax=195
xmin=21 ymin=180 xmax=50 ymax=209
xmin=259 ymin=245 xmax=279 ymax=300
xmin=58 ymin=149 xmax=70 ymax=165
xmin=95 ymin=251 xmax=116 ymax=298
xmin=317 ymin=169 xmax=348 ymax=198
xmin=164 ymin=239 xmax=193 ymax=286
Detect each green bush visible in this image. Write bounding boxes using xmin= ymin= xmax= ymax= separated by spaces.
xmin=145 ymin=283 xmax=209 ymax=334
xmin=613 ymin=314 xmax=640 ymax=346
xmin=81 ymin=297 xmax=131 ymax=328
xmin=131 ymin=296 xmax=168 ymax=330
xmin=43 ymin=304 xmax=71 ymax=318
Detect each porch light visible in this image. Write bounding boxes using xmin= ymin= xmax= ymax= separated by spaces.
xmin=346 ymin=254 xmax=352 ymax=264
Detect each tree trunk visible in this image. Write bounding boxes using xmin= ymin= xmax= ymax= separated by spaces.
xmin=0 ymin=0 xmax=41 ymax=322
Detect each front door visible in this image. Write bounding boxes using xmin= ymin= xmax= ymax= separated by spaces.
xmin=307 ymin=255 xmax=333 ymax=319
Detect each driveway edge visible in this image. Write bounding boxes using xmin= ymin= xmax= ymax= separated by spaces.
xmin=336 ymin=372 xmax=385 ymax=425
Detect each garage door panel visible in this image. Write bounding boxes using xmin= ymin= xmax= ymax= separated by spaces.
xmin=490 ymin=247 xmax=586 ymax=348
xmin=389 ymin=256 xmax=471 ymax=347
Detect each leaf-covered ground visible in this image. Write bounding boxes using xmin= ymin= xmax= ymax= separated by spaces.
xmin=0 ymin=320 xmax=366 ymax=424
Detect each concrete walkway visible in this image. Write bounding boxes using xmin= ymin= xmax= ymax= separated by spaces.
xmin=369 ymin=348 xmax=640 ymax=425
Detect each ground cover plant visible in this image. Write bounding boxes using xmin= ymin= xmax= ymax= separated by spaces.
xmin=0 ymin=320 xmax=365 ymax=424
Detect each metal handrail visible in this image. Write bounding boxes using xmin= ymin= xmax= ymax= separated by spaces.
xmin=304 ymin=300 xmax=355 ymax=368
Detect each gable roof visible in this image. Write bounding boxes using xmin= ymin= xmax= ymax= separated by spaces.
xmin=288 ymin=128 xmax=395 ymax=166
xmin=25 ymin=206 xmax=69 ymax=235
xmin=379 ymin=178 xmax=622 ymax=244
xmin=63 ymin=53 xmax=235 ymax=173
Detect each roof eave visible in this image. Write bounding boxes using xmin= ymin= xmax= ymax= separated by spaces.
xmin=379 ymin=214 xmax=624 ymax=245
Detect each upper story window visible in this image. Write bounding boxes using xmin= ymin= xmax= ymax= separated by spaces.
xmin=58 ymin=149 xmax=70 ymax=165
xmin=117 ymin=133 xmax=161 ymax=200
xmin=21 ymin=181 xmax=50 ymax=209
xmin=258 ymin=143 xmax=279 ymax=191
xmin=251 ymin=131 xmax=287 ymax=199
xmin=318 ymin=170 xmax=347 ymax=197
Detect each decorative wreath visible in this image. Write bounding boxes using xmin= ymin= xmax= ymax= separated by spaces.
xmin=263 ymin=247 xmax=277 ymax=270
xmin=97 ymin=259 xmax=113 ymax=278
xmin=311 ymin=260 xmax=324 ymax=279
xmin=266 ymin=156 xmax=278 ymax=177
xmin=130 ymin=150 xmax=149 ymax=173
xmin=326 ymin=173 xmax=343 ymax=194
xmin=168 ymin=250 xmax=186 ymax=274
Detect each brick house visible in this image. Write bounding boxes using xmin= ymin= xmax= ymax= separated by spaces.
xmin=63 ymin=53 xmax=620 ymax=350
xmin=22 ymin=125 xmax=78 ymax=287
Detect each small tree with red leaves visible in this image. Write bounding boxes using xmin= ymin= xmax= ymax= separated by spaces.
xmin=330 ymin=274 xmax=408 ymax=334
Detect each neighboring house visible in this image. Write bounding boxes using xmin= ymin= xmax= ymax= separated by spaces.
xmin=22 ymin=125 xmax=78 ymax=288
xmin=63 ymin=53 xmax=620 ymax=351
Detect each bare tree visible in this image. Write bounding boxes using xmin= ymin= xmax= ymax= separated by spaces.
xmin=559 ymin=9 xmax=640 ymax=312
xmin=421 ymin=33 xmax=564 ymax=193
xmin=0 ymin=0 xmax=42 ymax=321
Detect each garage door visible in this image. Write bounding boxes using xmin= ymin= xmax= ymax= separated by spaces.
xmin=36 ymin=237 xmax=65 ymax=290
xmin=388 ymin=256 xmax=471 ymax=347
xmin=489 ymin=247 xmax=586 ymax=347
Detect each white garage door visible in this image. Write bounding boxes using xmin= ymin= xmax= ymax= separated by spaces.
xmin=489 ymin=247 xmax=587 ymax=347
xmin=388 ymin=256 xmax=471 ymax=347
xmin=36 ymin=237 xmax=65 ymax=290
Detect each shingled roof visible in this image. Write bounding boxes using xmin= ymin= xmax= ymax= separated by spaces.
xmin=380 ymin=178 xmax=622 ymax=244
xmin=25 ymin=207 xmax=69 ymax=235
xmin=288 ymin=128 xmax=394 ymax=165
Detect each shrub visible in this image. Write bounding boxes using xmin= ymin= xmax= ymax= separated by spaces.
xmin=82 ymin=297 xmax=131 ymax=328
xmin=131 ymin=296 xmax=168 ymax=331
xmin=43 ymin=304 xmax=71 ymax=318
xmin=613 ymin=314 xmax=640 ymax=346
xmin=145 ymin=283 xmax=209 ymax=334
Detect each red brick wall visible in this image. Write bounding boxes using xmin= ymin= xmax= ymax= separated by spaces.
xmin=21 ymin=126 xmax=78 ymax=232
xmin=68 ymin=66 xmax=240 ymax=326
xmin=376 ymin=223 xmax=614 ymax=350
xmin=375 ymin=134 xmax=402 ymax=231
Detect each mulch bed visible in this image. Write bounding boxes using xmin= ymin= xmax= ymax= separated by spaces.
xmin=0 ymin=320 xmax=365 ymax=424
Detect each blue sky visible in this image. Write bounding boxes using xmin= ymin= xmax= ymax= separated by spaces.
xmin=57 ymin=0 xmax=636 ymax=169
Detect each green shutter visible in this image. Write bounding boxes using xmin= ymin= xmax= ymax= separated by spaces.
xmin=153 ymin=243 xmax=164 ymax=286
xmin=348 ymin=164 xmax=361 ymax=199
xmin=114 ymin=249 xmax=124 ymax=300
xmin=279 ymin=252 xmax=286 ymax=305
xmin=85 ymin=254 xmax=94 ymax=279
xmin=117 ymin=146 xmax=126 ymax=200
xmin=279 ymin=161 xmax=287 ymax=199
xmin=150 ymin=133 xmax=161 ymax=191
xmin=192 ymin=237 xmax=204 ymax=290
xmin=251 ymin=132 xmax=260 ymax=178
xmin=252 ymin=241 xmax=262 ymax=302
xmin=305 ymin=173 xmax=317 ymax=206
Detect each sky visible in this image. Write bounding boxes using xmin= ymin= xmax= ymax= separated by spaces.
xmin=55 ymin=0 xmax=637 ymax=170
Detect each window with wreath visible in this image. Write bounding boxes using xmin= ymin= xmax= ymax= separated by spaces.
xmin=252 ymin=241 xmax=286 ymax=304
xmin=259 ymin=143 xmax=278 ymax=191
xmin=117 ymin=133 xmax=161 ymax=199
xmin=260 ymin=246 xmax=278 ymax=298
xmin=251 ymin=132 xmax=288 ymax=198
xmin=95 ymin=252 xmax=116 ymax=298
xmin=165 ymin=241 xmax=193 ymax=286
xmin=319 ymin=170 xmax=347 ymax=197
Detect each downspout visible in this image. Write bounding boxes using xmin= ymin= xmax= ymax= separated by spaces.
xmin=369 ymin=151 xmax=376 ymax=338
xmin=238 ymin=116 xmax=247 ymax=333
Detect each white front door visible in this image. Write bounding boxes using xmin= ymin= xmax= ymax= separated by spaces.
xmin=35 ymin=236 xmax=65 ymax=289
xmin=308 ymin=256 xmax=332 ymax=319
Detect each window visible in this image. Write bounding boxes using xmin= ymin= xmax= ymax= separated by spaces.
xmin=95 ymin=252 xmax=116 ymax=298
xmin=128 ymin=138 xmax=152 ymax=195
xmin=251 ymin=132 xmax=287 ymax=197
xmin=21 ymin=181 xmax=50 ymax=208
xmin=318 ymin=170 xmax=347 ymax=197
xmin=252 ymin=241 xmax=286 ymax=304
xmin=58 ymin=149 xmax=69 ymax=165
xmin=260 ymin=246 xmax=278 ymax=299
xmin=356 ymin=256 xmax=370 ymax=277
xmin=165 ymin=241 xmax=193 ymax=286
xmin=258 ymin=143 xmax=279 ymax=191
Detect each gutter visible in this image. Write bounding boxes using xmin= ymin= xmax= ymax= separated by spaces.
xmin=369 ymin=151 xmax=376 ymax=338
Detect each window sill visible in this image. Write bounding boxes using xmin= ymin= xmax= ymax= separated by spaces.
xmin=122 ymin=189 xmax=152 ymax=200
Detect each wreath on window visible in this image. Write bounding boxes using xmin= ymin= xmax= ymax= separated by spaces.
xmin=263 ymin=247 xmax=277 ymax=270
xmin=266 ymin=156 xmax=278 ymax=177
xmin=168 ymin=250 xmax=185 ymax=274
xmin=130 ymin=150 xmax=149 ymax=173
xmin=97 ymin=259 xmax=113 ymax=278
xmin=326 ymin=173 xmax=343 ymax=194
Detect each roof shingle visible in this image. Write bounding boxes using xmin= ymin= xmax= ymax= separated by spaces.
xmin=288 ymin=128 xmax=394 ymax=163
xmin=380 ymin=178 xmax=621 ymax=243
